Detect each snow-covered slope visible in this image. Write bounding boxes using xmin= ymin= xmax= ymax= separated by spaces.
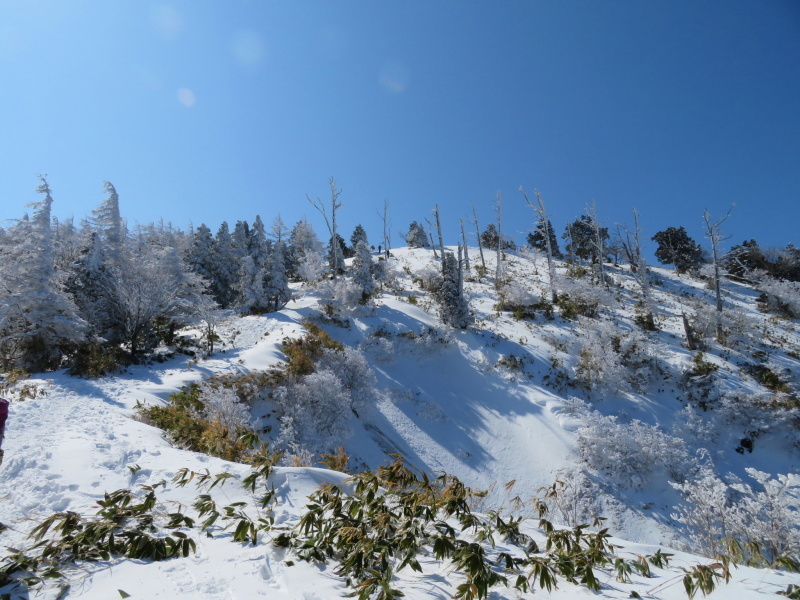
xmin=1 ymin=246 xmax=799 ymax=599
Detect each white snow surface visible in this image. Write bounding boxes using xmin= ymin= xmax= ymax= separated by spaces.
xmin=1 ymin=246 xmax=798 ymax=598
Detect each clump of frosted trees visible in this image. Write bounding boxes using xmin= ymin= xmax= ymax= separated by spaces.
xmin=0 ymin=178 xmax=380 ymax=371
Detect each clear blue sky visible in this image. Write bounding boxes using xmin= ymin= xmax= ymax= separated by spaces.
xmin=1 ymin=0 xmax=798 ymax=257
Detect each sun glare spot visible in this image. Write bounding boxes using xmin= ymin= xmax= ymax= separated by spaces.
xmin=151 ymin=5 xmax=183 ymax=40
xmin=177 ymin=88 xmax=196 ymax=108
xmin=232 ymin=30 xmax=267 ymax=67
xmin=378 ymin=61 xmax=410 ymax=94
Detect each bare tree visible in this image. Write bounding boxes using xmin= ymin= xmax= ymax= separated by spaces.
xmin=703 ymin=206 xmax=734 ymax=342
xmin=377 ymin=198 xmax=391 ymax=259
xmin=424 ymin=222 xmax=439 ymax=259
xmin=472 ymin=203 xmax=486 ymax=274
xmin=494 ymin=191 xmax=503 ymax=290
xmin=586 ymin=201 xmax=607 ymax=286
xmin=460 ymin=218 xmax=470 ymax=273
xmin=521 ymin=186 xmax=558 ymax=303
xmin=307 ymin=177 xmax=343 ymax=279
xmin=619 ymin=209 xmax=655 ymax=329
xmin=433 ymin=204 xmax=445 ymax=271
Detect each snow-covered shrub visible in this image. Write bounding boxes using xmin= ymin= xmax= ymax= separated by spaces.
xmin=538 ymin=467 xmax=599 ymax=527
xmin=318 ymin=278 xmax=369 ymax=315
xmin=298 ymin=248 xmax=326 ymax=284
xmin=316 ymin=346 xmax=377 ymax=417
xmin=689 ymin=302 xmax=756 ymax=347
xmin=373 ymin=257 xmax=399 ymax=290
xmin=573 ymin=318 xmax=655 ymax=395
xmin=577 ymin=413 xmax=692 ymax=489
xmin=672 ymin=404 xmax=717 ymax=446
xmin=276 ymin=369 xmax=353 ymax=453
xmin=556 ymin=275 xmax=612 ymax=319
xmin=731 ymin=469 xmax=800 ymax=563
xmin=137 ymin=382 xmax=254 ymax=462
xmin=497 ymin=280 xmax=537 ymax=309
xmin=758 ymin=277 xmax=800 ymax=318
xmin=715 ymin=391 xmax=800 ymax=441
xmin=398 ymin=325 xmax=452 ymax=356
xmin=415 ymin=264 xmax=442 ymax=291
xmin=672 ymin=467 xmax=800 ymax=562
xmin=275 ymin=341 xmax=379 ymax=454
xmin=670 ymin=467 xmax=733 ymax=557
xmin=200 ymin=381 xmax=252 ymax=435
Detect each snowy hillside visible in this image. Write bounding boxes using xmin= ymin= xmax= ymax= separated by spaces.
xmin=1 ymin=246 xmax=799 ymax=599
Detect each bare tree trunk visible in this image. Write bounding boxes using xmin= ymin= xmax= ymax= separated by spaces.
xmin=460 ymin=218 xmax=470 ymax=273
xmin=433 ymin=205 xmax=445 ymax=275
xmin=457 ymin=243 xmax=465 ymax=297
xmin=587 ymin=201 xmax=606 ymax=287
xmin=682 ymin=312 xmax=697 ymax=350
xmin=703 ymin=207 xmax=733 ymax=343
xmin=521 ymin=187 xmax=558 ymax=303
xmin=495 ymin=192 xmax=503 ymax=290
xmin=472 ymin=203 xmax=486 ymax=274
xmin=307 ymin=177 xmax=343 ymax=280
xmin=377 ymin=199 xmax=391 ymax=259
xmin=620 ymin=208 xmax=656 ymax=329
xmin=426 ymin=228 xmax=439 ymax=259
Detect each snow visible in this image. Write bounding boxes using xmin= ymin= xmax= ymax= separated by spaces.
xmin=1 ymin=246 xmax=799 ymax=598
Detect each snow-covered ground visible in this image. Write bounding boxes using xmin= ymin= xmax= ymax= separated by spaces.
xmin=1 ymin=246 xmax=798 ymax=598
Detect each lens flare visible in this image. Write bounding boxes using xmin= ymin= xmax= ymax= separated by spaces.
xmin=177 ymin=88 xmax=196 ymax=107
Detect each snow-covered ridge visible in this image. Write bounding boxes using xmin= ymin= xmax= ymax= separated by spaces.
xmin=1 ymin=246 xmax=799 ymax=598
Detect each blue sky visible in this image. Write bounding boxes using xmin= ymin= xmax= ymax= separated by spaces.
xmin=1 ymin=0 xmax=798 ymax=257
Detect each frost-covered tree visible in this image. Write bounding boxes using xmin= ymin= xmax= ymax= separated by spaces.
xmin=248 ymin=215 xmax=271 ymax=269
xmin=65 ymin=231 xmax=118 ymax=342
xmin=212 ymin=222 xmax=239 ymax=308
xmin=92 ymin=181 xmax=125 ymax=268
xmin=231 ymin=220 xmax=250 ymax=260
xmin=350 ymin=224 xmax=368 ymax=251
xmin=563 ymin=214 xmax=609 ymax=265
xmin=186 ymin=224 xmax=216 ymax=284
xmin=0 ymin=177 xmax=87 ymax=370
xmin=350 ymin=239 xmax=375 ymax=304
xmin=288 ymin=219 xmax=325 ymax=284
xmin=108 ymin=244 xmax=204 ymax=358
xmin=651 ymin=226 xmax=703 ymax=274
xmin=263 ymin=240 xmax=292 ymax=312
xmin=237 ymin=255 xmax=268 ymax=314
xmin=435 ymin=247 xmax=471 ymax=328
xmin=327 ymin=234 xmax=348 ymax=274
xmin=405 ymin=221 xmax=429 ymax=248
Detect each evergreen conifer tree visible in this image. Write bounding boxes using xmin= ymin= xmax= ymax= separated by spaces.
xmin=213 ymin=222 xmax=239 ymax=308
xmin=350 ymin=224 xmax=368 ymax=252
xmin=527 ymin=220 xmax=562 ymax=257
xmin=436 ymin=248 xmax=471 ymax=328
xmin=350 ymin=239 xmax=375 ymax=304
xmin=263 ymin=240 xmax=292 ymax=312
xmin=0 ymin=177 xmax=86 ymax=370
xmin=405 ymin=221 xmax=429 ymax=248
xmin=652 ymin=226 xmax=703 ymax=274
